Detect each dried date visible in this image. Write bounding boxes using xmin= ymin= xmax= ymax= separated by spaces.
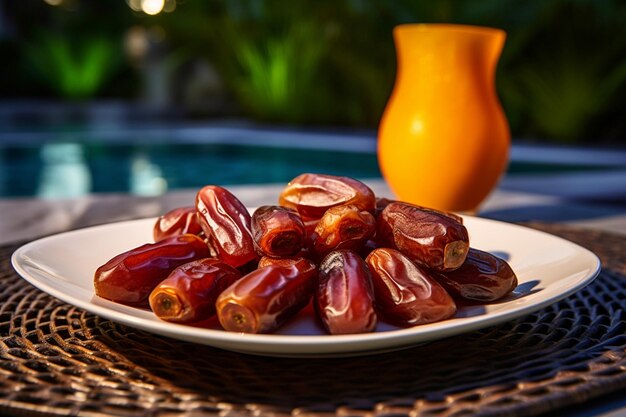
xmin=434 ymin=248 xmax=518 ymax=302
xmin=312 ymin=204 xmax=376 ymax=257
xmin=251 ymin=205 xmax=305 ymax=257
xmin=149 ymin=258 xmax=241 ymax=323
xmin=375 ymin=197 xmax=463 ymax=224
xmin=196 ymin=185 xmax=257 ymax=267
xmin=258 ymin=255 xmax=310 ymax=269
xmin=366 ymin=248 xmax=456 ymax=326
xmin=94 ymin=235 xmax=211 ymax=307
xmin=279 ymin=173 xmax=375 ymax=219
xmin=316 ymin=250 xmax=377 ymax=334
xmin=95 ymin=173 xmax=522 ymax=336
xmin=153 ymin=206 xmax=203 ymax=242
xmin=377 ymin=202 xmax=469 ymax=271
xmin=216 ymin=258 xmax=317 ymax=333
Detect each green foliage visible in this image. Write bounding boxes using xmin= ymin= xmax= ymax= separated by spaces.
xmin=158 ymin=1 xmax=398 ymax=126
xmin=158 ymin=0 xmax=625 ymax=143
xmin=508 ymin=49 xmax=626 ymax=143
xmin=23 ymin=33 xmax=121 ymax=99
xmin=492 ymin=0 xmax=626 ymax=143
xmin=228 ymin=22 xmax=327 ymax=122
xmin=11 ymin=0 xmax=625 ymax=143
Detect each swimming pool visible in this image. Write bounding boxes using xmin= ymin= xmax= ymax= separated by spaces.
xmin=1 ymin=142 xmax=383 ymax=198
xmin=0 ymin=124 xmax=622 ymax=199
xmin=0 ymin=124 xmax=383 ymax=198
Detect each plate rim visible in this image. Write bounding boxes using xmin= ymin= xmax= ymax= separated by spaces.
xmin=10 ymin=216 xmax=601 ymax=357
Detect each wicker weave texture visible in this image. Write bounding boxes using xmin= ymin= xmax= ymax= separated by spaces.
xmin=1 ymin=224 xmax=625 ymax=417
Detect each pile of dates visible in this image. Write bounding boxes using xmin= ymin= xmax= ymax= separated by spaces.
xmin=94 ymin=173 xmax=518 ymax=335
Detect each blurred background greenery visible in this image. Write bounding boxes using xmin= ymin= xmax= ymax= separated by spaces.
xmin=1 ymin=0 xmax=625 ymax=145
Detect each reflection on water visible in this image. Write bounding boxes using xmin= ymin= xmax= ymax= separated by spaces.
xmin=130 ymin=152 xmax=168 ymax=196
xmin=34 ymin=143 xmax=170 ymax=198
xmin=37 ymin=142 xmax=92 ymax=198
xmin=0 ymin=140 xmax=380 ymax=198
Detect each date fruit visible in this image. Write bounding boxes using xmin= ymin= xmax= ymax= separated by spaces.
xmin=316 ymin=250 xmax=377 ymax=334
xmin=149 ymin=258 xmax=241 ymax=323
xmin=258 ymin=255 xmax=309 ymax=269
xmin=216 ymin=258 xmax=317 ymax=333
xmin=312 ymin=204 xmax=376 ymax=257
xmin=196 ymin=185 xmax=257 ymax=267
xmin=375 ymin=197 xmax=463 ymax=224
xmin=95 ymin=173 xmax=523 ymax=336
xmin=251 ymin=205 xmax=305 ymax=257
xmin=279 ymin=173 xmax=376 ymax=219
xmin=153 ymin=206 xmax=203 ymax=242
xmin=377 ymin=202 xmax=469 ymax=271
xmin=434 ymin=248 xmax=518 ymax=302
xmin=366 ymin=248 xmax=456 ymax=327
xmin=94 ymin=234 xmax=211 ymax=306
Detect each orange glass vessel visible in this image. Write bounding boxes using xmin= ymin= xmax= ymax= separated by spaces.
xmin=378 ymin=24 xmax=510 ymax=213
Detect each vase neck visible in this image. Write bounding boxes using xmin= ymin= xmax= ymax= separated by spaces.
xmin=393 ymin=25 xmax=505 ymax=94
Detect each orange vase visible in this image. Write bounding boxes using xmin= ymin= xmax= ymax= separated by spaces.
xmin=378 ymin=24 xmax=510 ymax=213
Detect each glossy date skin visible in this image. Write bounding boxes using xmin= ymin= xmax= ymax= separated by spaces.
xmin=251 ymin=205 xmax=305 ymax=257
xmin=153 ymin=206 xmax=203 ymax=242
xmin=316 ymin=250 xmax=377 ymax=334
xmin=216 ymin=259 xmax=317 ymax=333
xmin=375 ymin=197 xmax=463 ymax=224
xmin=94 ymin=235 xmax=211 ymax=307
xmin=366 ymin=248 xmax=456 ymax=327
xmin=312 ymin=204 xmax=376 ymax=258
xmin=279 ymin=173 xmax=376 ymax=219
xmin=377 ymin=202 xmax=469 ymax=271
xmin=434 ymin=248 xmax=518 ymax=302
xmin=196 ymin=185 xmax=257 ymax=268
xmin=149 ymin=258 xmax=241 ymax=323
xmin=258 ymin=255 xmax=310 ymax=269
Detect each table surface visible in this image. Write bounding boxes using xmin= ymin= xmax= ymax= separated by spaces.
xmin=1 ymin=179 xmax=625 ymax=246
xmin=1 ymin=179 xmax=625 ymax=417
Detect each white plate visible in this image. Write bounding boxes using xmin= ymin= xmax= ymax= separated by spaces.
xmin=11 ymin=216 xmax=600 ymax=357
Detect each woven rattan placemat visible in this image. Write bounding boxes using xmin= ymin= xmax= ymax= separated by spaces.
xmin=1 ymin=223 xmax=625 ymax=417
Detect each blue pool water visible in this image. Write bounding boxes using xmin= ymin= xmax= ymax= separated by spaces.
xmin=1 ymin=141 xmax=383 ymax=198
xmin=0 ymin=125 xmax=619 ymax=199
